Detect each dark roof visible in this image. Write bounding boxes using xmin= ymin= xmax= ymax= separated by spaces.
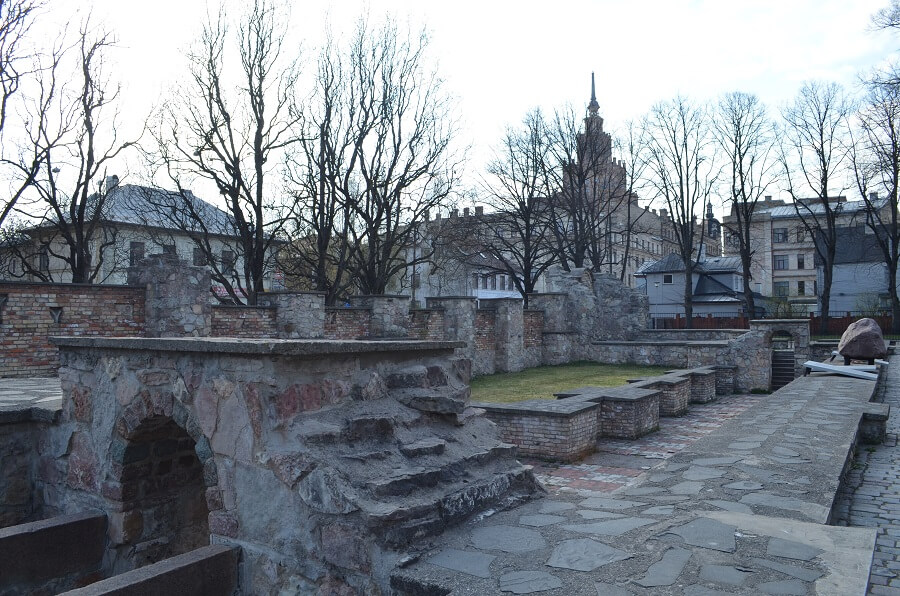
xmin=814 ymin=226 xmax=884 ymax=266
xmin=635 ymin=253 xmax=741 ymax=275
xmin=106 ymin=184 xmax=236 ymax=235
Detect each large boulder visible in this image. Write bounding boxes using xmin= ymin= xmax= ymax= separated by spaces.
xmin=838 ymin=318 xmax=887 ymax=361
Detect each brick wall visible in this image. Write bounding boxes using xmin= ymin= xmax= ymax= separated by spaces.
xmin=600 ymin=394 xmax=660 ymax=439
xmin=480 ymin=408 xmax=597 ymax=462
xmin=324 ymin=308 xmax=371 ymax=339
xmin=211 ymin=306 xmax=278 ymax=338
xmin=0 ymin=282 xmax=145 ymax=377
xmin=523 ymin=310 xmax=544 ymax=348
xmin=408 ymin=309 xmax=445 ymax=340
xmin=474 ymin=310 xmax=496 ymax=351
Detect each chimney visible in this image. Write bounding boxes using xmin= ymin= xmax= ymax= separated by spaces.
xmin=105 ymin=175 xmax=120 ymax=193
xmin=463 ymin=207 xmax=470 ymax=217
xmin=652 ymin=209 xmax=657 ymax=215
xmin=870 ymin=191 xmax=879 ymax=200
xmin=425 ymin=209 xmax=431 ymax=221
xmin=435 ymin=212 xmax=441 ymax=220
xmin=764 ymin=195 xmax=772 ymax=202
xmin=450 ymin=208 xmax=458 ymax=218
xmin=475 ymin=206 xmax=484 ymax=216
xmin=659 ymin=208 xmax=668 ymax=218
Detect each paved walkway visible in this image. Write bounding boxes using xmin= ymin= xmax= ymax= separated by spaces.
xmin=395 ymin=374 xmax=880 ymax=594
xmin=835 ymin=360 xmax=900 ymax=595
xmin=527 ymin=393 xmax=766 ymax=495
xmin=0 ymin=376 xmax=62 ymax=413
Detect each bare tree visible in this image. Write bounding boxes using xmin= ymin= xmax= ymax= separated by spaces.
xmin=0 ymin=0 xmax=40 ymax=228
xmin=873 ymin=0 xmax=900 ymax=30
xmin=852 ymin=71 xmax=900 ymax=331
xmin=714 ymin=91 xmax=778 ymax=318
xmin=477 ymin=109 xmax=555 ymax=305
xmin=641 ymin=96 xmax=718 ymax=328
xmin=5 ymin=21 xmax=136 ymax=283
xmin=148 ymin=0 xmax=299 ymax=304
xmin=611 ymin=119 xmax=653 ymax=282
xmin=283 ymin=18 xmax=459 ymax=298
xmin=780 ymin=81 xmax=853 ymax=332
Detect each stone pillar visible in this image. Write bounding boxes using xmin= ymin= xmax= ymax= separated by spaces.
xmin=426 ymin=296 xmax=477 ymax=361
xmin=348 ymin=295 xmax=410 ymax=338
xmin=480 ymin=298 xmax=525 ymax=373
xmin=527 ymin=293 xmax=569 ymax=332
xmin=750 ymin=319 xmax=811 ymax=377
xmin=258 ymin=292 xmax=325 ymax=338
xmin=134 ymin=253 xmax=211 ymax=337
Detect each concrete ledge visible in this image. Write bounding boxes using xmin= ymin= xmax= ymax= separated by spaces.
xmin=0 ymin=405 xmax=60 ymax=424
xmin=861 ymin=403 xmax=891 ymax=444
xmin=52 ymin=337 xmax=465 ymax=355
xmin=0 ymin=512 xmax=106 ymax=587
xmin=60 ymin=545 xmax=240 ymax=596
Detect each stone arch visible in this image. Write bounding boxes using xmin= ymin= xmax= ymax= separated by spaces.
xmin=104 ymin=397 xmax=216 ymax=572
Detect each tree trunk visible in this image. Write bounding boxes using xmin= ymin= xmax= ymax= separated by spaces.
xmin=683 ymin=262 xmax=694 ymax=329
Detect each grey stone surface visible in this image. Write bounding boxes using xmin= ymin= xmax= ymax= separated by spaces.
xmin=682 ymin=466 xmax=725 ymax=481
xmin=765 ymin=537 xmax=825 ymax=561
xmin=669 ymin=481 xmax=703 ymax=495
xmin=683 ymin=587 xmax=731 ymax=596
xmin=751 ymin=557 xmax=823 ymax=581
xmin=579 ymin=497 xmax=645 ymax=510
xmin=539 ymin=501 xmax=576 ymax=514
xmin=498 ymin=570 xmax=562 ymax=594
xmin=758 ymin=579 xmax=808 ymax=595
xmin=667 ymin=518 xmax=736 ymax=552
xmin=426 ymin=548 xmax=495 ymax=578
xmin=723 ymin=481 xmax=763 ymax=490
xmin=699 ymin=564 xmax=752 ymax=586
xmin=640 ymin=506 xmax=674 ymax=516
xmin=593 ymin=583 xmax=633 ymax=595
xmin=634 ymin=547 xmax=691 ymax=587
xmin=545 ymin=538 xmax=631 ymax=572
xmin=471 ymin=525 xmax=547 ymax=553
xmin=740 ymin=493 xmax=827 ymax=520
xmin=704 ymin=500 xmax=753 ymax=514
xmin=576 ymin=510 xmax=625 ymax=520
xmin=561 ymin=517 xmax=655 ymax=537
xmin=518 ymin=515 xmax=566 ymax=528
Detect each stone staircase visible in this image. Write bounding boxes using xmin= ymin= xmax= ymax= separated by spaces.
xmin=771 ymin=349 xmax=795 ymax=390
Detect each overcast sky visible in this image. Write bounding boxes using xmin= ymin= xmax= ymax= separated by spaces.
xmin=38 ymin=0 xmax=899 ymax=210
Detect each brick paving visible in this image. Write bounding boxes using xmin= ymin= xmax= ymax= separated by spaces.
xmin=526 ymin=392 xmax=766 ymax=495
xmin=835 ymin=360 xmax=900 ymax=596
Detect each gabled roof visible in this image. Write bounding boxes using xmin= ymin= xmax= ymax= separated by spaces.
xmin=635 ymin=253 xmax=741 ymax=275
xmin=105 ymin=184 xmax=236 ymax=235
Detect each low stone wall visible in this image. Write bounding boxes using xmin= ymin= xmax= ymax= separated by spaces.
xmin=589 ymin=340 xmax=726 ymax=369
xmin=0 ymin=409 xmax=59 ymax=527
xmin=523 ymin=310 xmax=544 ymax=369
xmin=44 ymin=337 xmax=538 ymax=594
xmin=472 ymin=400 xmax=597 ymax=462
xmin=324 ymin=307 xmax=371 ymax=339
xmin=598 ymin=389 xmax=660 ymax=439
xmin=0 ymin=513 xmax=106 ymax=594
xmin=62 ymin=544 xmax=240 ymax=596
xmin=408 ymin=309 xmax=445 ymax=341
xmin=0 ymin=282 xmax=145 ymax=377
xmin=211 ymin=306 xmax=277 ymax=338
xmin=631 ymin=375 xmax=690 ymax=417
xmin=636 ymin=329 xmax=748 ymax=341
xmin=474 ymin=310 xmax=497 ymax=376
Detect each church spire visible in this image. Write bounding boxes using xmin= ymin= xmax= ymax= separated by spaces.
xmin=588 ymin=72 xmax=600 ymax=115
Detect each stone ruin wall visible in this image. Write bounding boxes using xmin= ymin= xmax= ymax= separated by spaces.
xmin=0 ymin=255 xmax=812 ymax=391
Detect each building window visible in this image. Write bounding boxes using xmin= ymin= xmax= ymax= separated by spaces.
xmin=795 ymin=226 xmax=807 ymax=243
xmin=490 ymin=275 xmax=497 ymax=290
xmin=481 ymin=275 xmax=488 ymax=290
xmin=161 ymin=244 xmax=176 ymax=255
xmin=221 ymin=249 xmax=235 ymax=274
xmin=129 ymin=242 xmax=145 ymax=267
xmin=774 ymin=281 xmax=789 ymax=297
xmin=797 ymin=254 xmax=805 ymax=269
xmin=773 ymin=228 xmax=788 ymax=243
xmin=774 ymin=255 xmax=788 ymax=270
xmin=663 ymin=274 xmax=673 ymax=284
xmin=797 ymin=280 xmax=805 ymax=295
xmin=193 ymin=247 xmax=207 ymax=267
xmin=38 ymin=247 xmax=49 ymax=273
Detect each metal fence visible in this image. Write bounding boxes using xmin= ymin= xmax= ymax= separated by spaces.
xmin=650 ymin=310 xmax=896 ymax=335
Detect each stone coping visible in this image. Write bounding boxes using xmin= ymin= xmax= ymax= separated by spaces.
xmin=51 ymin=337 xmax=465 ymax=356
xmin=471 ymin=399 xmax=598 ymax=418
xmin=325 ymin=306 xmax=373 ymax=311
xmin=526 ymin=292 xmax=567 ymax=297
xmin=0 ymin=280 xmax=144 ymax=290
xmin=261 ymin=290 xmax=326 ymax=296
xmin=426 ymin=296 xmax=477 ymax=301
xmin=352 ymin=294 xmax=409 ymax=299
xmin=554 ymin=385 xmax=660 ymax=403
xmin=210 ymin=304 xmax=276 ymax=310
xmin=409 ymin=307 xmax=445 ymax=313
xmin=592 ymin=339 xmax=730 ymax=346
xmin=0 ymin=405 xmax=59 ymax=425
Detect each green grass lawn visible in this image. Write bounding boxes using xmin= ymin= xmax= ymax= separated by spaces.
xmin=470 ymin=361 xmax=670 ymax=404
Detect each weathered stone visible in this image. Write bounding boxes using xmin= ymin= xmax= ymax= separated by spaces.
xmin=393 ymin=387 xmax=467 ymax=415
xmin=297 ymin=469 xmax=358 ymax=514
xmin=270 ymin=452 xmax=316 ymax=489
xmin=545 ymin=538 xmax=631 ymax=572
xmin=561 ymin=517 xmax=655 ymax=537
xmin=470 ymin=525 xmax=546 ymax=553
xmin=498 ymin=571 xmax=562 ymax=594
xmin=666 ymin=518 xmax=736 ymax=553
xmin=699 ymin=564 xmax=752 ymax=586
xmin=766 ymin=537 xmax=824 ymax=561
xmin=635 ymin=547 xmax=691 ymax=587
xmin=426 ymin=548 xmax=495 ymax=578
xmin=208 ymin=510 xmax=239 ymax=537
xmin=838 ymin=317 xmax=887 ymax=360
xmin=320 ymin=523 xmax=369 ymax=572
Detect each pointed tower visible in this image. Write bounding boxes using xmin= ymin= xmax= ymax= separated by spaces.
xmin=588 ymin=72 xmax=600 ymax=115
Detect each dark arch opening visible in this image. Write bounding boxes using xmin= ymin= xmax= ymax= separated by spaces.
xmin=115 ymin=415 xmax=210 ymax=569
xmin=771 ymin=330 xmax=796 ymax=391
